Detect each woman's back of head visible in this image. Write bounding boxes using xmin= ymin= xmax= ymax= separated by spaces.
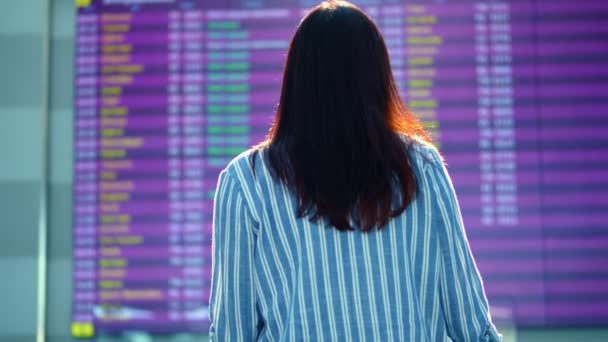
xmin=254 ymin=0 xmax=431 ymax=231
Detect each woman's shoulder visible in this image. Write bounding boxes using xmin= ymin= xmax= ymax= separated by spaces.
xmin=216 ymin=148 xmax=266 ymax=219
xmin=398 ymin=134 xmax=445 ymax=173
xmin=221 ymin=147 xmax=260 ymax=181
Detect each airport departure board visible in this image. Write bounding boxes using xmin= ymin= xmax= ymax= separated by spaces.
xmin=72 ymin=0 xmax=608 ymax=337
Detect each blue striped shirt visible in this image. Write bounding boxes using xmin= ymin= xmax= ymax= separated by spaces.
xmin=209 ymin=140 xmax=502 ymax=341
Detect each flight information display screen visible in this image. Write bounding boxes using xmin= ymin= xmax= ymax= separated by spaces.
xmin=72 ymin=0 xmax=608 ymax=337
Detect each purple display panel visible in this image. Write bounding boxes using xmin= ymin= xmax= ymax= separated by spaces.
xmin=534 ymin=0 xmax=608 ymax=327
xmin=72 ymin=0 xmax=608 ymax=337
xmin=72 ymin=0 xmax=296 ymax=337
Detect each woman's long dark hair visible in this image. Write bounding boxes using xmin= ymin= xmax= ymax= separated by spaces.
xmin=252 ymin=0 xmax=431 ymax=231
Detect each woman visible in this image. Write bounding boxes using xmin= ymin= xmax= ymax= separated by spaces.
xmin=209 ymin=1 xmax=501 ymax=341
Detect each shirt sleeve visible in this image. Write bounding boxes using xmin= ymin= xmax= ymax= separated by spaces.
xmin=209 ymin=169 xmax=262 ymax=341
xmin=426 ymin=148 xmax=502 ymax=342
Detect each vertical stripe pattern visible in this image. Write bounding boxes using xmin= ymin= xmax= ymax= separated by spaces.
xmin=209 ymin=140 xmax=502 ymax=341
